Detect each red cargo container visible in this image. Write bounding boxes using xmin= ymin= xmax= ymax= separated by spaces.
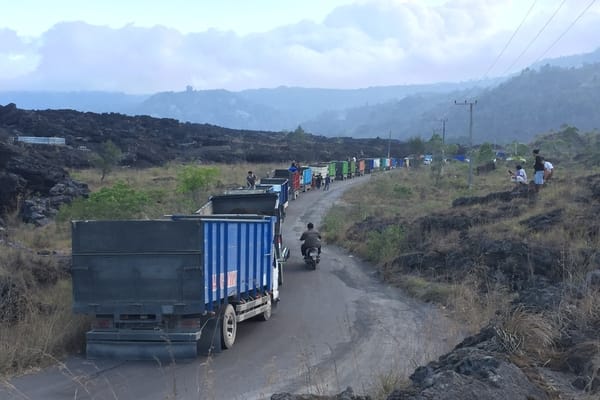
xmin=273 ymin=169 xmax=301 ymax=200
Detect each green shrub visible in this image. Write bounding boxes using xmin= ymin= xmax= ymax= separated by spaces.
xmin=58 ymin=181 xmax=150 ymax=220
xmin=176 ymin=166 xmax=219 ymax=204
xmin=393 ymin=185 xmax=413 ymax=198
xmin=366 ymin=225 xmax=405 ymax=263
xmin=321 ymin=208 xmax=349 ymax=243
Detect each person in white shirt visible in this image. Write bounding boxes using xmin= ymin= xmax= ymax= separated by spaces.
xmin=544 ymin=160 xmax=554 ymax=182
xmin=509 ymin=165 xmax=527 ymax=184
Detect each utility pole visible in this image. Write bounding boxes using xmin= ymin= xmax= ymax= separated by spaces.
xmin=454 ymin=100 xmax=477 ymax=189
xmin=387 ymin=130 xmax=391 ymax=159
xmin=440 ymin=117 xmax=447 ymax=174
xmin=440 ymin=118 xmax=447 ymax=146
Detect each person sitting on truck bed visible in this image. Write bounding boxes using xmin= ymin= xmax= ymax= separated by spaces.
xmin=300 ymin=222 xmax=322 ymax=256
xmin=246 ymin=171 xmax=257 ymax=189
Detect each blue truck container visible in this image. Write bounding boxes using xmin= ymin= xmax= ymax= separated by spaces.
xmin=259 ymin=178 xmax=289 ymax=208
xmin=365 ymin=158 xmax=375 ymax=174
xmin=300 ymin=167 xmax=313 ymax=191
xmin=196 ymin=191 xmax=288 ymax=283
xmin=71 ymin=215 xmax=278 ymax=360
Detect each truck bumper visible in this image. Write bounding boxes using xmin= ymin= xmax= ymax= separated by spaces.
xmin=86 ymin=324 xmax=221 ymax=360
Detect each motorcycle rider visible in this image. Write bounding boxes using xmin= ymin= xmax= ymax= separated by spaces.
xmin=300 ymin=222 xmax=321 ymax=256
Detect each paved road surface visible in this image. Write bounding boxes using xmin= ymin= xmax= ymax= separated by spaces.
xmin=1 ymin=173 xmax=462 ymax=400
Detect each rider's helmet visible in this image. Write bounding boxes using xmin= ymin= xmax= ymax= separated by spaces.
xmin=307 ymin=222 xmax=314 ymax=229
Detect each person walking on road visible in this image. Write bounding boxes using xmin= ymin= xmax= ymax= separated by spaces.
xmin=324 ymin=175 xmax=331 ymax=191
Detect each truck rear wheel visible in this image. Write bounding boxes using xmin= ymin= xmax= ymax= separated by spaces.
xmin=260 ymin=297 xmax=272 ymax=321
xmin=221 ymin=304 xmax=237 ymax=349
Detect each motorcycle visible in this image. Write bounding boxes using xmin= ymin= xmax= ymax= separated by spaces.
xmin=303 ymin=247 xmax=320 ymax=270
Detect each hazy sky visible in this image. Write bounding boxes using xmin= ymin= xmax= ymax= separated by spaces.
xmin=1 ymin=0 xmax=599 ymax=93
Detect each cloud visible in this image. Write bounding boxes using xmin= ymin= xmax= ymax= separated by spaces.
xmin=1 ymin=0 xmax=600 ymax=93
xmin=0 ymin=28 xmax=40 ymax=79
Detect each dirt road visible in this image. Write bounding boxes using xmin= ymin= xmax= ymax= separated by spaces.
xmin=1 ymin=174 xmax=463 ymax=400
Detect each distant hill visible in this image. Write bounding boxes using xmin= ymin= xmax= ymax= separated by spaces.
xmin=134 ymin=80 xmax=498 ymax=131
xmin=303 ymin=62 xmax=600 ymax=143
xmin=136 ymin=89 xmax=290 ymax=131
xmin=0 ymin=91 xmax=148 ymax=114
xmin=531 ymin=46 xmax=600 ymax=69
xmin=1 ymin=47 xmax=599 ymax=141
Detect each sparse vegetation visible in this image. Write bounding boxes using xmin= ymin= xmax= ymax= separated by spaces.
xmin=0 ymin=162 xmax=279 ymax=377
xmin=2 ymin=124 xmax=600 ymax=398
xmin=318 ymin=127 xmax=600 ymax=397
xmin=176 ymin=165 xmax=219 ymax=206
xmin=91 ymin=140 xmax=122 ymax=182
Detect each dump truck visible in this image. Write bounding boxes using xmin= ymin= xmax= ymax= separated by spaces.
xmin=335 ymin=161 xmax=348 ymax=180
xmin=299 ymin=166 xmax=311 ymax=192
xmin=71 ymin=215 xmax=279 ymax=360
xmin=196 ymin=191 xmax=289 ymax=284
xmin=273 ymin=168 xmax=301 ymax=200
xmin=258 ymin=178 xmax=290 ymax=209
xmin=308 ymin=163 xmax=329 ymax=180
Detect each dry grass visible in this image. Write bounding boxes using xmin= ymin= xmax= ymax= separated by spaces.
xmin=496 ymin=306 xmax=559 ymax=361
xmin=322 ymin=160 xmax=600 ymax=398
xmin=0 ymin=274 xmax=88 ymax=376
xmin=70 ymin=162 xmax=281 ymax=193
xmin=0 ymin=161 xmax=283 ymax=377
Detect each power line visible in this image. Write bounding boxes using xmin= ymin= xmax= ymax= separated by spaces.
xmin=534 ymin=0 xmax=598 ymax=64
xmin=457 ymin=1 xmax=538 ymax=105
xmin=503 ymin=0 xmax=567 ymax=75
xmin=483 ymin=0 xmax=538 ymax=77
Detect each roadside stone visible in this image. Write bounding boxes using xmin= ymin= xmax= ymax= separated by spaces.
xmin=271 ymin=387 xmax=370 ymax=400
xmin=387 ymin=346 xmax=549 ymax=400
xmin=585 ymin=269 xmax=600 ymax=288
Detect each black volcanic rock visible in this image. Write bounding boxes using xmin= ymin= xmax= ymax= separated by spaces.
xmin=0 ymin=103 xmax=409 ymax=222
xmin=0 ymin=103 xmax=409 ymax=167
xmin=0 ymin=139 xmax=89 ymax=220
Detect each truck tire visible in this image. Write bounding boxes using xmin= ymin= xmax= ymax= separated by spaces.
xmin=260 ymin=297 xmax=272 ymax=321
xmin=221 ymin=304 xmax=237 ymax=349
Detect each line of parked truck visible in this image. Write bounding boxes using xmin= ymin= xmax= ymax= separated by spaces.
xmin=70 ymin=156 xmax=401 ymax=360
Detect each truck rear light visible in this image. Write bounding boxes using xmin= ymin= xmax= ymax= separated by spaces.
xmin=178 ymin=318 xmax=201 ymax=329
xmin=92 ymin=317 xmax=114 ymax=329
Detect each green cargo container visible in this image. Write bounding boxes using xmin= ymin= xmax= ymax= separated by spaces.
xmin=335 ymin=161 xmax=349 ymax=180
xmin=328 ymin=161 xmax=336 ymax=179
xmin=348 ymin=160 xmax=356 ymax=178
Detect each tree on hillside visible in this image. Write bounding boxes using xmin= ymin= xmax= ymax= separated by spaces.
xmin=445 ymin=143 xmax=459 ymax=157
xmin=509 ymin=141 xmax=530 ymax=158
xmin=427 ymin=133 xmax=444 ymax=184
xmin=426 ymin=133 xmax=443 ymax=154
xmin=477 ymin=142 xmax=495 ymax=164
xmin=407 ymin=136 xmax=425 ymax=155
xmin=287 ymin=125 xmax=307 ymax=141
xmin=92 ymin=140 xmax=122 ymax=182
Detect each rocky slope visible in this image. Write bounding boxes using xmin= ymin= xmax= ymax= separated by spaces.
xmin=0 ymin=103 xmax=407 ymax=224
xmin=340 ymin=175 xmax=600 ymax=399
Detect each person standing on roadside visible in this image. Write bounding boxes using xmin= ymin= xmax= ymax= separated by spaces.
xmin=533 ymin=149 xmax=545 ymax=191
xmin=544 ymin=159 xmax=554 ymax=182
xmin=324 ymin=174 xmax=331 ymax=191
